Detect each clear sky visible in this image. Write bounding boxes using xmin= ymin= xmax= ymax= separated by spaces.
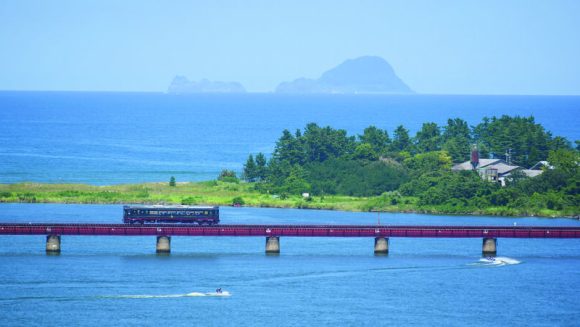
xmin=1 ymin=0 xmax=579 ymax=94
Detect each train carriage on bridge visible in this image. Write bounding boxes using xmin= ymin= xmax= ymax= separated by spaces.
xmin=123 ymin=205 xmax=219 ymax=225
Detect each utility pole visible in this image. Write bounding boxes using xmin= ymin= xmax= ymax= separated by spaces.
xmin=505 ymin=148 xmax=512 ymax=165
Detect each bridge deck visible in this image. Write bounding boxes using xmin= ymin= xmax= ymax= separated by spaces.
xmin=1 ymin=224 xmax=579 ymax=238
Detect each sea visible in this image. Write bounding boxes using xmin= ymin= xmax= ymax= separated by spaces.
xmin=0 ymin=92 xmax=578 ymax=184
xmin=0 ymin=92 xmax=579 ymax=326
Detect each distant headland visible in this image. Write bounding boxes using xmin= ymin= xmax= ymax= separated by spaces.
xmin=167 ymin=76 xmax=246 ymax=94
xmin=276 ymin=56 xmax=414 ymax=94
xmin=168 ymin=56 xmax=413 ymax=94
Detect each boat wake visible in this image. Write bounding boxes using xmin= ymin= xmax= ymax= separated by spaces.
xmin=471 ymin=257 xmax=521 ymax=267
xmin=105 ymin=291 xmax=231 ymax=299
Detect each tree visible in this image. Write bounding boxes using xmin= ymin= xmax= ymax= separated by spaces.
xmin=352 ymin=143 xmax=379 ymax=161
xmin=391 ymin=125 xmax=412 ymax=152
xmin=273 ymin=129 xmax=305 ymax=165
xmin=280 ymin=165 xmax=311 ymax=195
xmin=302 ymin=123 xmax=356 ymax=162
xmin=472 ymin=115 xmax=568 ymax=167
xmin=550 ymin=136 xmax=571 ymax=151
xmin=403 ymin=151 xmax=452 ymax=178
xmin=169 ymin=176 xmax=176 ymax=187
xmin=504 ymin=169 xmax=529 ymax=187
xmin=265 ymin=158 xmax=290 ymax=185
xmin=400 ymin=170 xmax=498 ymax=206
xmin=255 ymin=153 xmax=268 ymax=181
xmin=415 ymin=122 xmax=441 ymax=153
xmin=548 ymin=149 xmax=579 ymax=175
xmin=442 ymin=118 xmax=471 ymax=162
xmin=359 ymin=126 xmax=390 ymax=156
xmin=243 ymin=154 xmax=257 ymax=182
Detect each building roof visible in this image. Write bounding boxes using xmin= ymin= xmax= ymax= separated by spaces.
xmin=487 ymin=162 xmax=520 ymax=175
xmin=529 ymin=161 xmax=552 ymax=170
xmin=452 ymin=159 xmax=504 ymax=171
xmin=452 ymin=158 xmax=546 ymax=182
xmin=521 ymin=169 xmax=544 ymax=178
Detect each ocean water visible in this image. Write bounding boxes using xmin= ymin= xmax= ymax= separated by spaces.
xmin=0 ymin=204 xmax=579 ymax=326
xmin=0 ymin=92 xmax=578 ymax=184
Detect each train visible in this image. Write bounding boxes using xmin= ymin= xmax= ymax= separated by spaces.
xmin=123 ymin=205 xmax=220 ymax=225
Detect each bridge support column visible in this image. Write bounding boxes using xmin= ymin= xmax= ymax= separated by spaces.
xmin=374 ymin=237 xmax=389 ymax=255
xmin=46 ymin=235 xmax=61 ymax=254
xmin=482 ymin=238 xmax=497 ymax=256
xmin=265 ymin=236 xmax=280 ymax=254
xmin=156 ymin=236 xmax=171 ymax=254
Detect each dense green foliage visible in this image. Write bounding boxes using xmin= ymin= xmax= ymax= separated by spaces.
xmin=305 ymin=159 xmax=408 ymax=196
xmin=243 ymin=123 xmax=409 ymax=197
xmin=473 ymin=116 xmax=570 ymax=167
xmin=242 ymin=115 xmax=578 ymax=216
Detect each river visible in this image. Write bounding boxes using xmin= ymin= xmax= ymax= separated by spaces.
xmin=0 ymin=204 xmax=579 ymax=326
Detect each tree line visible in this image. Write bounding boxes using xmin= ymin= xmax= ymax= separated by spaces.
xmin=239 ymin=115 xmax=578 ymax=214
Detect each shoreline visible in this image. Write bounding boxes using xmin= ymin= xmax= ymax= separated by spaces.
xmin=1 ymin=181 xmax=578 ymax=219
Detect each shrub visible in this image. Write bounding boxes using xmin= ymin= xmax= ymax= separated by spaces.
xmin=232 ymin=196 xmax=245 ymax=206
xmin=218 ymin=169 xmax=239 ymax=183
xmin=181 ymin=196 xmax=201 ymax=205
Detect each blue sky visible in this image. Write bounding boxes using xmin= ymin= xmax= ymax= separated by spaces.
xmin=1 ymin=0 xmax=579 ymax=94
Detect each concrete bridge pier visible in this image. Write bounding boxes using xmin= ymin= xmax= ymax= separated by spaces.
xmin=482 ymin=238 xmax=497 ymax=256
xmin=156 ymin=236 xmax=171 ymax=254
xmin=374 ymin=237 xmax=389 ymax=255
xmin=265 ymin=236 xmax=280 ymax=254
xmin=46 ymin=235 xmax=61 ymax=254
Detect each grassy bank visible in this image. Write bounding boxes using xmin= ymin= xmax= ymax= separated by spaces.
xmin=0 ymin=181 xmax=575 ymax=218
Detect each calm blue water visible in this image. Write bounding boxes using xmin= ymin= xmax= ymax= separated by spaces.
xmin=0 ymin=92 xmax=578 ymax=184
xmin=0 ymin=204 xmax=579 ymax=326
xmin=1 ymin=93 xmax=579 ymax=325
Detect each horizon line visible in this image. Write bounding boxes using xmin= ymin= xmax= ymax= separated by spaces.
xmin=0 ymin=90 xmax=579 ymax=97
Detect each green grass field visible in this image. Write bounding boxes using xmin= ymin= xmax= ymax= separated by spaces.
xmin=0 ymin=181 xmax=573 ymax=218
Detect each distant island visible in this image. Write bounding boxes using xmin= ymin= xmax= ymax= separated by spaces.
xmin=276 ymin=56 xmax=414 ymax=94
xmin=167 ymin=76 xmax=246 ymax=94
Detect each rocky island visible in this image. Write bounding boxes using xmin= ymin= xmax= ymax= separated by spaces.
xmin=276 ymin=56 xmax=413 ymax=94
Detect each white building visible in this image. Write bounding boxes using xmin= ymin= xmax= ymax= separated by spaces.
xmin=452 ymin=156 xmax=546 ymax=186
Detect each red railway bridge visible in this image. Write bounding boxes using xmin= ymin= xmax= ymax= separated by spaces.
xmin=1 ymin=223 xmax=579 ymax=255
